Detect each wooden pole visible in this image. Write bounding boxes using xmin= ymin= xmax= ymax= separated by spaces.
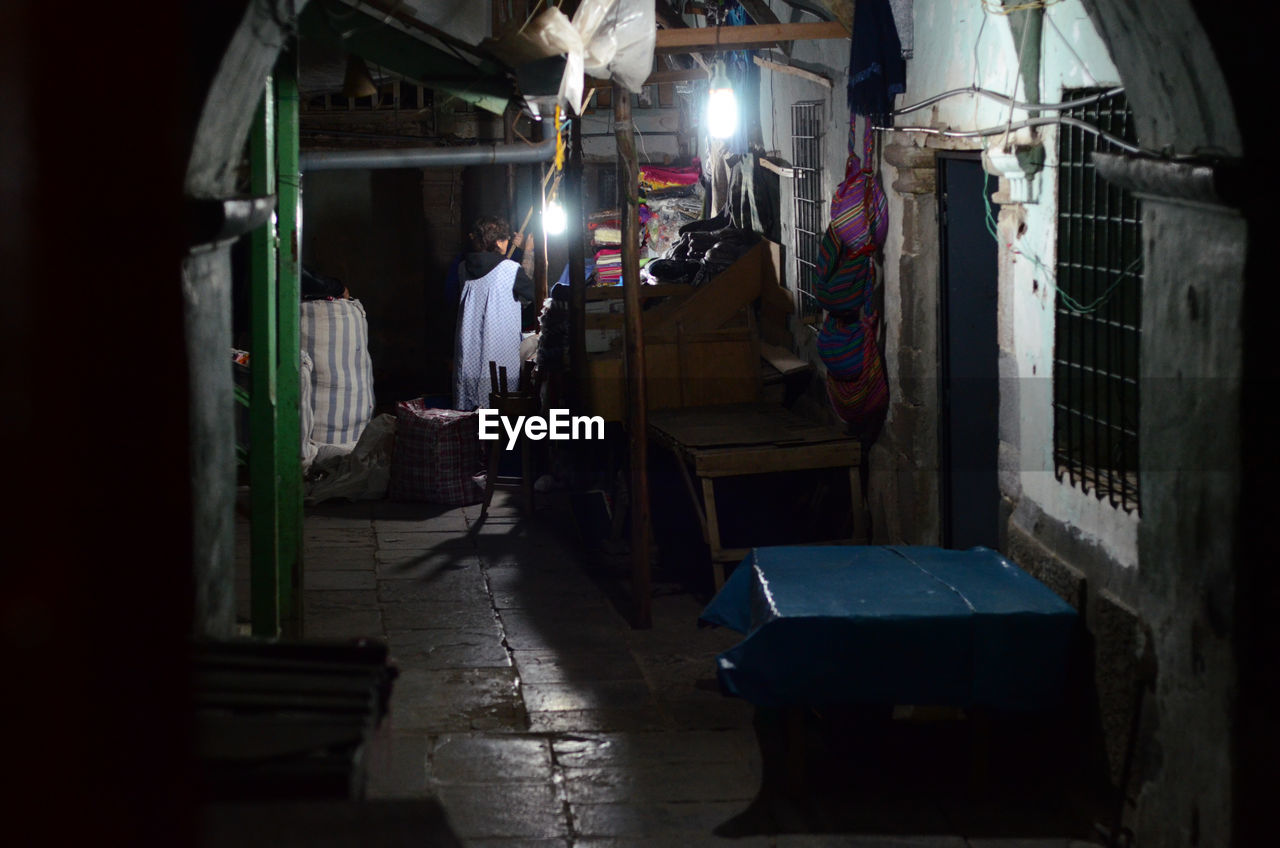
xmin=614 ymin=84 xmax=652 ymax=629
xmin=531 ymin=119 xmax=549 ymax=313
xmin=567 ymin=115 xmax=588 ymax=407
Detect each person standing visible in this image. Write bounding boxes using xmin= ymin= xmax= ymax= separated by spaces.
xmin=452 ymin=215 xmax=534 ymax=410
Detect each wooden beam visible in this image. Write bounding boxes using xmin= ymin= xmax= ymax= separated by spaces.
xmin=588 ymin=66 xmax=710 ymax=90
xmin=614 ymin=83 xmax=652 ymax=630
xmin=753 ymin=55 xmax=832 ymax=88
xmin=758 ymin=156 xmax=795 ymax=178
xmin=654 ymin=21 xmax=848 ymax=54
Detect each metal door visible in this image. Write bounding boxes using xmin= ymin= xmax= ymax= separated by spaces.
xmin=938 ymin=154 xmax=1000 ymax=550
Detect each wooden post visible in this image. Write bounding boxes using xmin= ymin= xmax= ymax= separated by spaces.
xmin=531 ymin=120 xmax=549 ymax=313
xmin=614 ymin=84 xmax=652 ymax=629
xmin=567 ymin=116 xmax=588 ymax=407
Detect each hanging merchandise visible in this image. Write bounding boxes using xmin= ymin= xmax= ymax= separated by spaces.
xmin=814 ymin=224 xmax=874 ymax=315
xmin=818 ymin=0 xmax=906 ymax=441
xmin=817 ymin=311 xmax=869 ymax=382
xmin=825 ymin=310 xmax=889 ymax=434
xmin=831 ymin=121 xmax=889 ymax=255
xmin=846 ymin=0 xmax=906 ymax=118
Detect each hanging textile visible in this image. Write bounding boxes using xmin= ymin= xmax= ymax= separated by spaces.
xmin=830 ymin=122 xmax=889 ymax=255
xmin=814 ymin=224 xmax=874 ymax=315
xmin=847 ymin=0 xmax=906 ymax=119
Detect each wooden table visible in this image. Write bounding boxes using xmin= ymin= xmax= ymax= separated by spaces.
xmin=648 ymin=403 xmax=866 ymax=588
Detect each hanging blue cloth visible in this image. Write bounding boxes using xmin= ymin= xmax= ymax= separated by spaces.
xmin=847 ymin=0 xmax=906 ymax=118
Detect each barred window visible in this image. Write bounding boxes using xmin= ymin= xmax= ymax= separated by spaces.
xmin=791 ymin=101 xmax=824 ymax=324
xmin=1053 ymin=89 xmax=1142 ymax=513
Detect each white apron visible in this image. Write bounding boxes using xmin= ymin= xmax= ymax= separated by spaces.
xmin=453 ymin=258 xmax=522 ymax=411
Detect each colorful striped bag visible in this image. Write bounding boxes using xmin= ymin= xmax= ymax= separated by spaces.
xmin=817 ymin=311 xmax=867 ymax=381
xmin=826 ymin=306 xmax=888 ymax=435
xmin=830 ymin=119 xmax=888 ymax=255
xmin=814 ymin=224 xmax=875 ymax=315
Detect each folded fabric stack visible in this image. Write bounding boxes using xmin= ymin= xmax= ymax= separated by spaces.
xmin=595 ymin=248 xmax=622 ymax=285
xmin=640 ymin=160 xmax=701 ymax=193
xmin=592 ymin=227 xmax=622 ymax=245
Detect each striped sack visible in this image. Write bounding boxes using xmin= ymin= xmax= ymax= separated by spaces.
xmin=830 ymin=121 xmax=888 ymax=255
xmin=814 ymin=224 xmax=875 ymax=315
xmin=826 ymin=309 xmax=888 ymax=432
xmin=817 ymin=311 xmax=867 ymax=381
xmin=300 ymin=350 xmax=317 ymax=470
xmin=388 ymin=401 xmax=482 ymax=506
xmin=301 ymin=298 xmax=375 ymax=450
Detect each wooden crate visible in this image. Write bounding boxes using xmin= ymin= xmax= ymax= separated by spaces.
xmin=582 ymin=240 xmax=789 ymax=421
xmin=586 ymin=326 xmax=761 ymax=421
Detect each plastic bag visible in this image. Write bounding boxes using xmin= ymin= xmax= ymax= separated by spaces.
xmin=574 ymin=0 xmax=654 ymax=95
xmin=512 ymin=0 xmax=655 ymax=114
xmin=304 ymin=413 xmax=397 ymax=505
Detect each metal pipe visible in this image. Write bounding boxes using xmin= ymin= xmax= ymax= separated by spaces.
xmin=891 ymin=85 xmax=1126 ymax=118
xmin=876 ymin=115 xmax=1144 ymax=155
xmin=299 ymin=134 xmax=557 ymax=171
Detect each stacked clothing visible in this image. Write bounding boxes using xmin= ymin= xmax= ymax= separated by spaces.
xmin=594 ymin=248 xmax=622 ymax=285
xmin=639 ymin=161 xmax=701 ymax=193
xmin=640 ymin=161 xmax=706 ymax=259
xmin=591 ymin=226 xmax=622 ymax=245
xmin=662 ymin=214 xmax=761 ymax=287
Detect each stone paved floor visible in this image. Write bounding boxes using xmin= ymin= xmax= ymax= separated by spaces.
xmin=235 ymin=492 xmax=1101 ymax=848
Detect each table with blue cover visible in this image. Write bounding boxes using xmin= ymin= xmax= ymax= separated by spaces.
xmin=699 ymin=545 xmax=1078 ymax=710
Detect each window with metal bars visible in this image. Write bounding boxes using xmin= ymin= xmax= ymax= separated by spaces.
xmin=1053 ymin=88 xmax=1142 ymax=513
xmin=791 ymin=101 xmax=825 ymax=324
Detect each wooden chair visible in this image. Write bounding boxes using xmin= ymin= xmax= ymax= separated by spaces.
xmin=480 ymin=359 xmax=538 ymax=519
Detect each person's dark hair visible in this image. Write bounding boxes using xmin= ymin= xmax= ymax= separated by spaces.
xmin=470 ymin=215 xmax=511 ymax=253
xmin=301 ymin=266 xmax=346 ymax=300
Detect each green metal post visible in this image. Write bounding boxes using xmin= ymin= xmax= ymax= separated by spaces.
xmin=249 ymin=79 xmax=280 ymax=637
xmin=275 ymin=51 xmax=304 ymax=638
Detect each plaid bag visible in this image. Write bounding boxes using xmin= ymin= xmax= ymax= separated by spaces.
xmin=388 ymin=400 xmax=482 ymax=505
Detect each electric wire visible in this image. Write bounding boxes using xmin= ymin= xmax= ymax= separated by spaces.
xmin=981 ymin=0 xmax=1064 ymax=13
xmin=877 ymin=115 xmax=1143 ymax=154
xmin=979 ymin=148 xmax=1140 ymax=315
xmin=891 ymin=85 xmax=1124 ymax=117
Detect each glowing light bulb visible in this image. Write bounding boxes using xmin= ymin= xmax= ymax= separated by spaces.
xmin=706 ymin=62 xmax=738 ymax=139
xmin=544 ymin=200 xmax=567 ymax=236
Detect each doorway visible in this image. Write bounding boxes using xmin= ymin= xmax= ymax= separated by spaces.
xmin=938 ymin=153 xmax=1000 ymax=550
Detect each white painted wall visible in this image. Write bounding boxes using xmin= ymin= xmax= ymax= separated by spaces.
xmin=752 ymin=2 xmax=853 ymax=364
xmin=752 ymin=0 xmax=1139 ymax=566
xmin=909 ymin=0 xmax=1138 ymax=566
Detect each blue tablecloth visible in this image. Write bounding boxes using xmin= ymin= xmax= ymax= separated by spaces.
xmin=699 ymin=546 xmax=1078 ymax=710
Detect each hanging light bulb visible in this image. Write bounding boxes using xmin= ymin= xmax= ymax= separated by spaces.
xmin=706 ymin=59 xmax=738 ymax=139
xmin=544 ymin=199 xmax=567 ymax=236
